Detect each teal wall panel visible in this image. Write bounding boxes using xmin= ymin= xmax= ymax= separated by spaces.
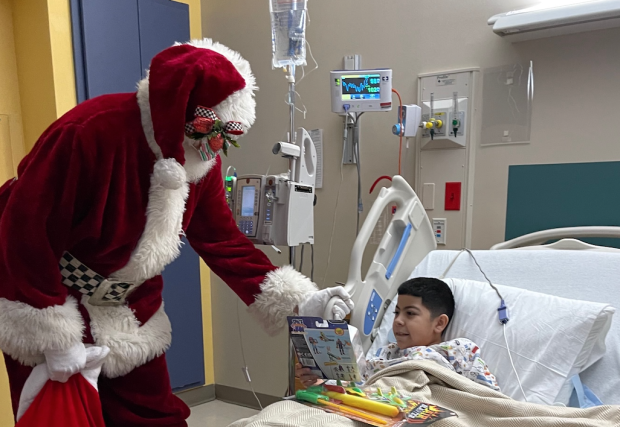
xmin=506 ymin=161 xmax=620 ymax=248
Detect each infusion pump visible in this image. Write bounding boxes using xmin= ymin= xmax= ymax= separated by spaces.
xmin=230 ymin=128 xmax=317 ymax=247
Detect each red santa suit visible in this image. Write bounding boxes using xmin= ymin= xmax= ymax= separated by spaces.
xmin=0 ymin=39 xmax=351 ymax=426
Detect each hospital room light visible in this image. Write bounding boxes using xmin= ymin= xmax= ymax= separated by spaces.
xmin=488 ymin=0 xmax=620 ymax=41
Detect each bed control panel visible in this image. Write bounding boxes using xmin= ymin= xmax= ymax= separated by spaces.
xmin=364 ymin=290 xmax=383 ymax=335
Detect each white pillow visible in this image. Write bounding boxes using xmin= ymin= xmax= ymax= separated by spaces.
xmin=444 ymin=278 xmax=614 ymax=405
xmin=366 ymin=278 xmax=614 ymax=405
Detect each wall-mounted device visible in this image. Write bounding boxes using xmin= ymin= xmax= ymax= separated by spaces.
xmin=233 ymin=128 xmax=317 ymax=247
xmin=392 ymin=104 xmax=422 ymax=138
xmin=419 ymin=72 xmax=473 ymax=149
xmin=331 ymin=69 xmax=393 ymax=115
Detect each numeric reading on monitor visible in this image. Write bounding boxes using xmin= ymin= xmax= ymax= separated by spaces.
xmin=339 ymin=74 xmax=382 ymax=100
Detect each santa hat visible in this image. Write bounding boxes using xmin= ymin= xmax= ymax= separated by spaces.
xmin=146 ymin=39 xmax=257 ymax=189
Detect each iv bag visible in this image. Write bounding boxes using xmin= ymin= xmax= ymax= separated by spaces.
xmin=269 ymin=0 xmax=307 ymax=69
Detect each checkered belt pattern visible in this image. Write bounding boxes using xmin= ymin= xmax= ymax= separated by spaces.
xmin=59 ymin=252 xmax=134 ymax=306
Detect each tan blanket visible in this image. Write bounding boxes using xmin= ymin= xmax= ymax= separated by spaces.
xmin=229 ymin=360 xmax=620 ymax=426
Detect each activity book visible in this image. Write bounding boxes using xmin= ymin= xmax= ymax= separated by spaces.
xmin=288 ymin=316 xmax=361 ymax=382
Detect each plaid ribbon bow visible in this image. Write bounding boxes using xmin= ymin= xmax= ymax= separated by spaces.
xmin=185 ymin=106 xmax=244 ymax=161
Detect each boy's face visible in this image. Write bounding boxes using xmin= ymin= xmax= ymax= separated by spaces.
xmin=392 ymin=295 xmax=447 ymax=349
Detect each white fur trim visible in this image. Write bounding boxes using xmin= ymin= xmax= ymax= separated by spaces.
xmin=0 ymin=296 xmax=84 ymax=366
xmin=109 ymin=169 xmax=188 ymax=285
xmin=248 ymin=266 xmax=318 ymax=335
xmin=182 ymin=39 xmax=257 ymax=132
xmin=153 ymin=158 xmax=186 ymax=190
xmin=136 ymin=78 xmax=217 ymax=183
xmin=136 ymin=76 xmax=163 ymax=160
xmin=83 ymin=297 xmax=172 ymax=378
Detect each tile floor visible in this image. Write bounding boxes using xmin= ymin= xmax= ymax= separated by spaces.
xmin=187 ymin=400 xmax=259 ymax=427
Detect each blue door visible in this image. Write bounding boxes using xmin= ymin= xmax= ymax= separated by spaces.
xmin=76 ymin=0 xmax=143 ymax=99
xmin=138 ymin=0 xmax=190 ymax=76
xmin=161 ymin=238 xmax=205 ymax=391
xmin=71 ymin=0 xmax=204 ymax=391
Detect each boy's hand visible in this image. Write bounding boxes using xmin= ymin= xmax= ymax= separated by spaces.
xmin=295 ymin=363 xmax=321 ymax=388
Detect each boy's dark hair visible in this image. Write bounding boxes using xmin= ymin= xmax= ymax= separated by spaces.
xmin=397 ymin=277 xmax=455 ymax=324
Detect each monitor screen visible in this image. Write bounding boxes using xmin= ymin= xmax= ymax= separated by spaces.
xmin=340 ymin=74 xmax=381 ymax=101
xmin=241 ymin=186 xmax=255 ymax=217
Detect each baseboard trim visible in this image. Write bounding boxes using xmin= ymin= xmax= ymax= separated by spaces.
xmin=175 ymin=384 xmax=216 ymax=407
xmin=215 ymin=384 xmax=282 ymax=410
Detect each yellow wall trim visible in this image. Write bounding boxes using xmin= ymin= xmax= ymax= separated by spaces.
xmin=48 ymin=0 xmax=77 ymax=117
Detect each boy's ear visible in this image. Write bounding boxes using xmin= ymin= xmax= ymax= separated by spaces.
xmin=434 ymin=314 xmax=450 ymax=334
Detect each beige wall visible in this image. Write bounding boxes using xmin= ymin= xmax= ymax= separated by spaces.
xmin=471 ymin=28 xmax=620 ymax=249
xmin=203 ymin=0 xmax=620 ymax=396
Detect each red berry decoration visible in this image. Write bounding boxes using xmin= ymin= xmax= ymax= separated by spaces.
xmin=208 ymin=134 xmax=224 ymax=152
xmin=193 ymin=117 xmax=214 ymax=134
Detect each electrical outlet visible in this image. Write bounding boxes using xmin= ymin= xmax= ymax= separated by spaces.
xmin=432 ymin=218 xmax=446 ymax=245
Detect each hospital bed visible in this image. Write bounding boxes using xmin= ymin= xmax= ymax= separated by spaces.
xmin=321 ymin=177 xmax=620 ymax=407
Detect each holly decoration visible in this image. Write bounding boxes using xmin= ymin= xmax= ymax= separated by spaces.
xmin=188 ymin=119 xmax=241 ymax=160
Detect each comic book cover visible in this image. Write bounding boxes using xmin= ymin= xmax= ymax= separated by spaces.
xmin=288 ymin=316 xmax=361 ymax=382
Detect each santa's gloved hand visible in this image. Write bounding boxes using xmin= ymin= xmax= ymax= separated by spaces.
xmin=298 ymin=287 xmax=354 ymax=320
xmin=43 ymin=342 xmax=87 ymax=383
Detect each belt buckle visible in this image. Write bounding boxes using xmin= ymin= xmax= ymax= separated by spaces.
xmin=88 ymin=279 xmax=135 ymax=307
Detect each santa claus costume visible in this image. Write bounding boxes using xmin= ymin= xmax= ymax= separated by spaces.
xmin=0 ymin=39 xmax=352 ymax=426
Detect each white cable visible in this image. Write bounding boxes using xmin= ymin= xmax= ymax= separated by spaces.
xmin=236 ymin=300 xmax=264 ymax=410
xmin=296 ymin=39 xmax=318 ymax=86
xmin=323 ymin=131 xmax=347 ymax=287
xmin=439 ymin=250 xmax=464 ymax=279
xmin=440 ymin=249 xmax=504 ymax=301
xmin=284 ymin=90 xmax=307 ymax=119
xmin=442 ymin=250 xmax=524 ymax=400
xmin=503 ymin=323 xmax=528 ymax=402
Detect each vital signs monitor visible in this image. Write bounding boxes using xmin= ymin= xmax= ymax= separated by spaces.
xmin=330 ymin=69 xmax=393 ymax=114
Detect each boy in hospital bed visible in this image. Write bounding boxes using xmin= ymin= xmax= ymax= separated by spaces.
xmin=296 ymin=277 xmax=500 ymax=392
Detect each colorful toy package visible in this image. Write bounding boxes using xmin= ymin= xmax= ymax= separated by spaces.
xmin=288 ymin=316 xmax=361 ymax=382
xmin=291 ymin=384 xmax=458 ymax=426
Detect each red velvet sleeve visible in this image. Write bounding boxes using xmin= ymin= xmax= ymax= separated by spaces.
xmin=0 ymin=124 xmax=86 ymax=307
xmin=0 ymin=124 xmax=87 ymax=363
xmin=185 ymin=157 xmax=277 ymax=306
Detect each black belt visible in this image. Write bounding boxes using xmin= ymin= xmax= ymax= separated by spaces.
xmin=59 ymin=252 xmax=136 ymax=306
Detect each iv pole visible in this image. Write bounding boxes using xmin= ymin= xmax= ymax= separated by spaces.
xmin=286 ymin=63 xmax=297 ymax=396
xmin=287 ymin=64 xmax=296 ymax=268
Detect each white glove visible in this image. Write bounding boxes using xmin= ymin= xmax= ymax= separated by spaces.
xmin=18 ymin=346 xmax=109 ymax=421
xmin=298 ymin=287 xmax=354 ymax=320
xmin=81 ymin=345 xmax=110 ymax=391
xmin=43 ymin=342 xmax=87 ymax=383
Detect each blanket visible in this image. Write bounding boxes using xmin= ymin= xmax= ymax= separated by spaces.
xmin=229 ymin=360 xmax=620 ymax=426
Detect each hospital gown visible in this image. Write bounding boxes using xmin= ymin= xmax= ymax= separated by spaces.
xmin=365 ymin=338 xmax=501 ymax=392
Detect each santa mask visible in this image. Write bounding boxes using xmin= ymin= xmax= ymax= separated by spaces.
xmin=184 ymin=106 xmax=245 ymax=161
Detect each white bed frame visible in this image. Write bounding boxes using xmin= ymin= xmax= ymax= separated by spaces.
xmin=491 ymin=226 xmax=620 ymax=252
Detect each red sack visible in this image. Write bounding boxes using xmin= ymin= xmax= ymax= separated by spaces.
xmin=15 ymin=346 xmax=109 ymax=427
xmin=15 ymin=374 xmax=106 ymax=427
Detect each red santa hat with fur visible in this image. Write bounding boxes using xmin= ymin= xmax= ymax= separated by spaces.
xmin=138 ymin=39 xmax=257 ymax=189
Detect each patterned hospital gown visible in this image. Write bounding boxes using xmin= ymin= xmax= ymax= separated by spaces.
xmin=365 ymin=338 xmax=500 ymax=391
